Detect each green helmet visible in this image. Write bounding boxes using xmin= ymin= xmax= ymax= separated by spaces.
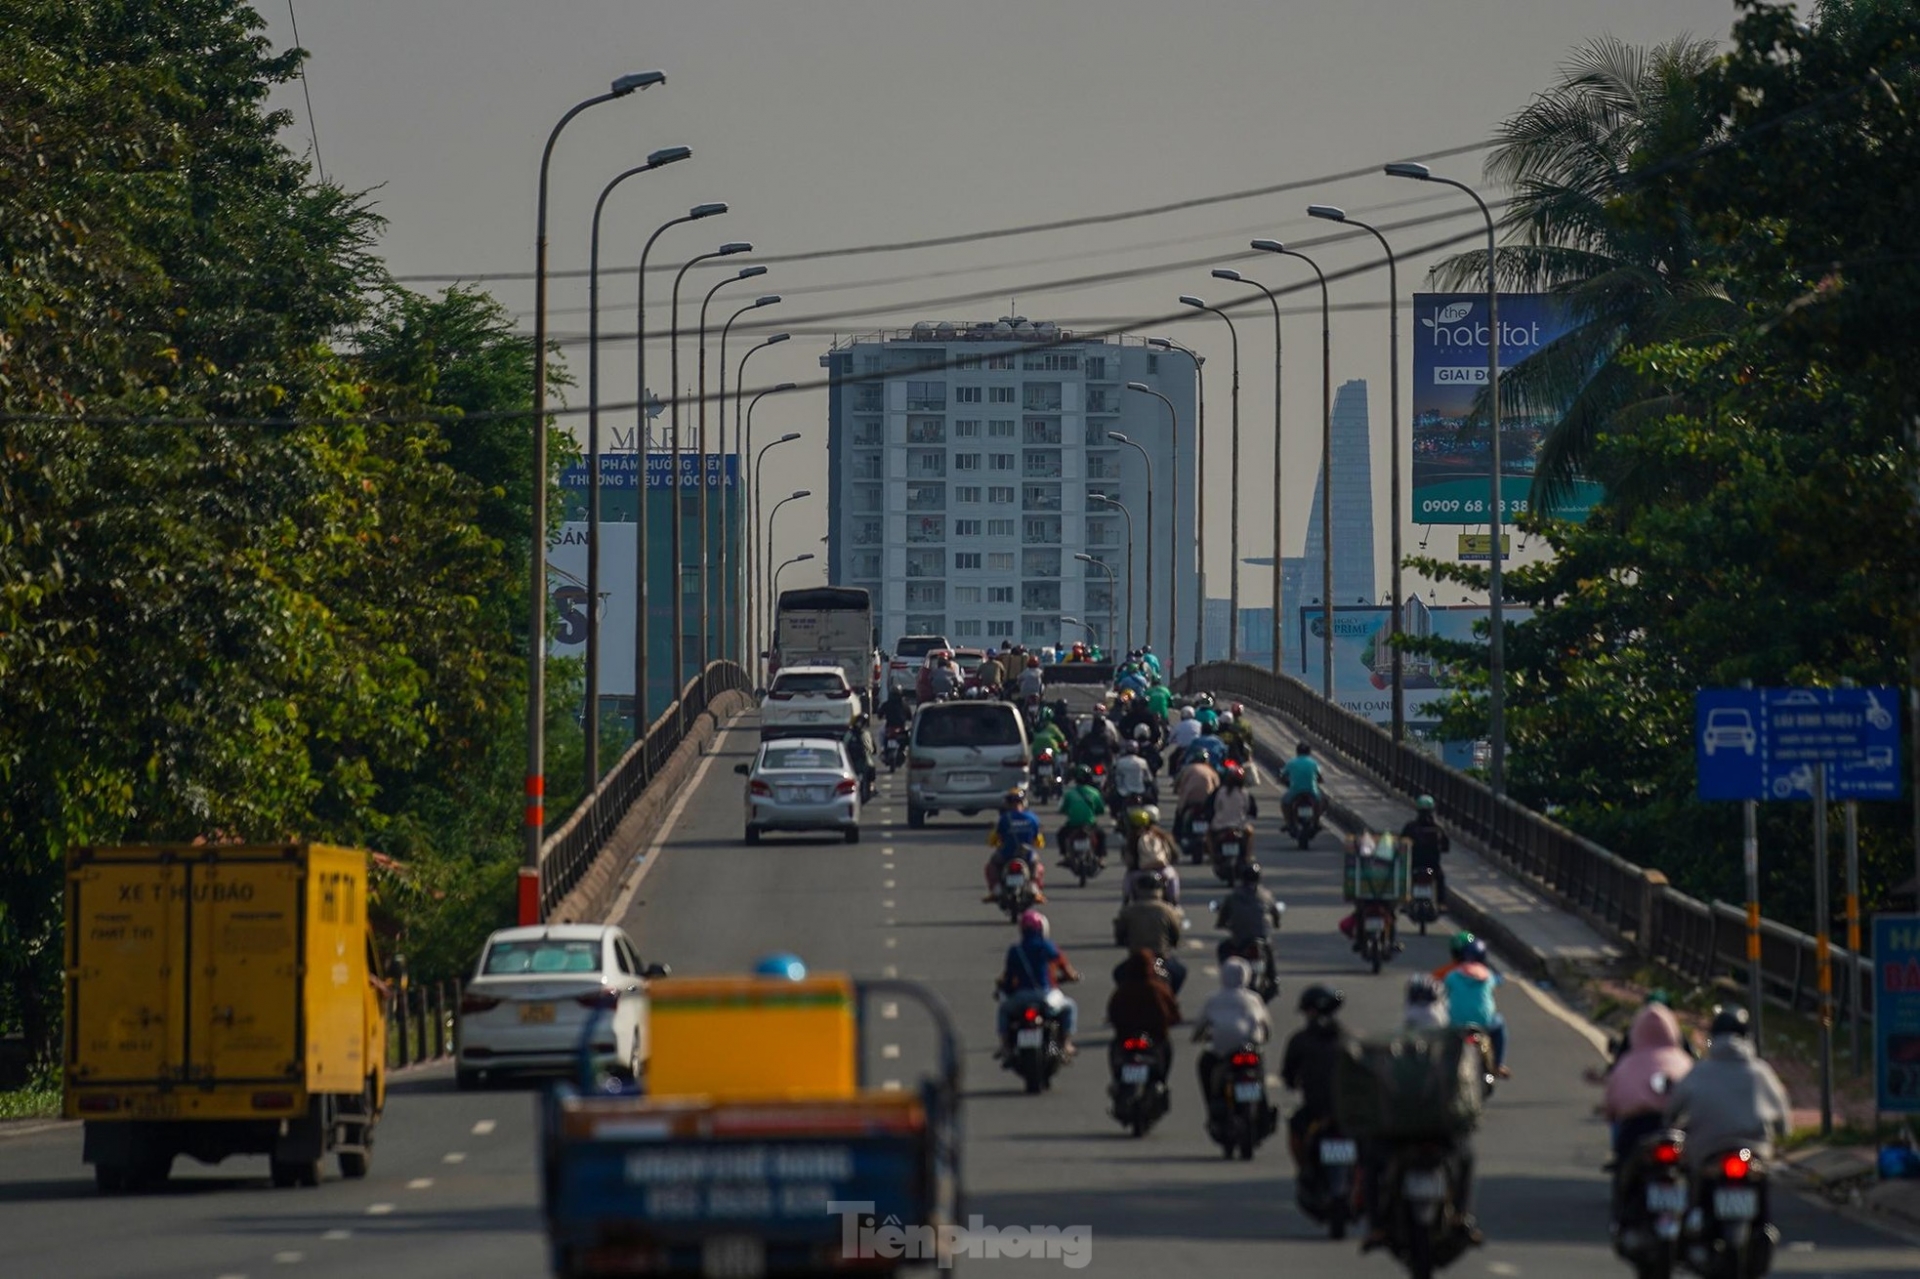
xmin=1416 ymin=795 xmax=1436 ymax=812
xmin=1449 ymin=930 xmax=1477 ymax=959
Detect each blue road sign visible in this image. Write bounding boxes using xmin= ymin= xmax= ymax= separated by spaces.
xmin=1694 ymin=686 xmax=1903 ymax=802
xmin=1873 ymin=914 xmax=1920 ymax=1113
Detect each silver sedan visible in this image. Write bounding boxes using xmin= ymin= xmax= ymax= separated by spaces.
xmin=736 ymin=736 xmax=863 ymax=844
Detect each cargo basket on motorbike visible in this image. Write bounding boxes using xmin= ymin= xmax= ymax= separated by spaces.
xmin=1342 ymin=834 xmax=1409 ymax=903
xmin=1332 ymin=1031 xmax=1483 ymax=1139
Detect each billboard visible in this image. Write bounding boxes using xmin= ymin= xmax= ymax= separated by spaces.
xmin=549 ymin=523 xmax=637 ymax=697
xmin=1295 ymin=601 xmax=1532 ymax=726
xmin=1411 ymin=292 xmax=1603 ymax=525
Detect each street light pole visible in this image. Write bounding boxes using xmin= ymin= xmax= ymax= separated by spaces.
xmin=1252 ymin=241 xmax=1334 ymax=703
xmin=583 ymin=145 xmax=689 ymax=794
xmin=1148 ymin=337 xmax=1204 ymax=673
xmin=1388 ymin=161 xmax=1504 ymax=792
xmin=526 ymin=71 xmax=664 ymax=915
xmin=744 ymin=380 xmax=798 ymax=678
xmin=772 ymin=553 xmax=817 ymax=623
xmin=1088 ymin=493 xmax=1135 ymax=651
xmin=1060 ymin=616 xmax=1099 ymax=649
xmin=697 ymin=260 xmax=764 ymax=670
xmin=1179 ymin=296 xmax=1242 ymax=663
xmin=717 ymin=298 xmax=781 ymax=663
xmin=1311 ymin=204 xmax=1405 ymax=740
xmin=1110 ymin=415 xmax=1160 ymax=661
xmin=1075 ymin=554 xmax=1118 ymax=659
xmin=1210 ymin=270 xmax=1285 ymax=677
xmin=764 ymin=489 xmax=813 ymax=683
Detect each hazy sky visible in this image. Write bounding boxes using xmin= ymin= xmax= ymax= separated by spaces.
xmin=262 ymin=0 xmax=1744 ymax=603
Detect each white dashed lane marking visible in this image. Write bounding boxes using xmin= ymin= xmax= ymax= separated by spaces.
xmin=272 ymin=1253 xmax=303 ymax=1265
xmin=321 ymin=1229 xmax=352 ymax=1241
xmin=442 ymin=1152 xmax=466 ymax=1164
xmin=883 ymin=965 xmax=899 ymax=978
xmin=882 ymin=899 xmax=895 ymax=908
xmin=882 ymin=1044 xmax=901 ymax=1059
xmin=365 ymin=1204 xmax=395 ymax=1216
xmin=881 ymin=1002 xmax=899 ymax=1020
xmin=882 ymin=1079 xmax=902 ymax=1091
xmin=471 ymin=1119 xmax=496 ymax=1136
xmin=885 ymin=937 xmax=897 ymax=949
xmin=407 ymin=1178 xmax=434 ymax=1190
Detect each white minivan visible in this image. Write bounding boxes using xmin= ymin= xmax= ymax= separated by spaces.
xmin=906 ymin=700 xmax=1030 ymax=828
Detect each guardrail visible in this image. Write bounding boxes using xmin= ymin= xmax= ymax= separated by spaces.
xmin=1178 ymin=661 xmax=1869 ymax=1016
xmin=538 ymin=660 xmax=752 ymax=919
xmin=388 ymin=979 xmax=456 ymax=1068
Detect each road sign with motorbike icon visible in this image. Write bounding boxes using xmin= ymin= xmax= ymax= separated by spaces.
xmin=1695 ymin=687 xmax=1903 ymax=802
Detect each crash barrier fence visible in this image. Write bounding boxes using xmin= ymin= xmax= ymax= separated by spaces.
xmin=388 ymin=979 xmax=457 ymax=1068
xmin=539 ymin=661 xmax=753 ymax=919
xmin=1177 ymin=662 xmax=1871 ymax=1018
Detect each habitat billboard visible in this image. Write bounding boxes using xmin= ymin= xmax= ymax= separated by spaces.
xmin=1410 ymin=292 xmax=1603 ymax=526
xmin=1295 ymin=601 xmax=1532 ymax=726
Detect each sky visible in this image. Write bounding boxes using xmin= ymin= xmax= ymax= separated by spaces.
xmin=260 ymin=0 xmax=1746 ymax=605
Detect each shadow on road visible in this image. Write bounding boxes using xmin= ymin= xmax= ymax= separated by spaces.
xmin=0 ymin=1173 xmax=263 ymax=1202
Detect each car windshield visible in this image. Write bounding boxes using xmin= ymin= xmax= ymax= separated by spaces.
xmin=483 ymin=939 xmax=600 ymax=975
xmin=895 ymin=637 xmax=948 ymax=659
xmin=773 ymin=673 xmax=847 ymax=695
xmin=762 ymin=745 xmax=843 ymax=771
xmin=953 ymin=653 xmax=985 ymax=672
xmin=915 ymin=705 xmax=1023 ymax=748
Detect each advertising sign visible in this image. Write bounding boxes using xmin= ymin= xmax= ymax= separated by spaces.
xmin=1457 ymin=533 xmax=1511 ymax=562
xmin=1411 ymin=293 xmax=1604 ymax=525
xmin=1295 ymin=603 xmax=1530 ymax=726
xmin=1873 ymin=914 xmax=1920 ymax=1113
xmin=548 ymin=522 xmax=637 ymax=697
xmin=1694 ymin=687 xmax=1904 ymax=802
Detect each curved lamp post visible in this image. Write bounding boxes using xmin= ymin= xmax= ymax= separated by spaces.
xmin=1146 ymin=337 xmax=1204 ymax=671
xmin=694 ymin=262 xmax=765 ymax=671
xmin=745 ymin=383 xmax=799 ymax=675
xmin=1110 ymin=415 xmax=1161 ymax=656
xmin=1074 ymin=553 xmax=1118 ymax=659
xmin=1179 ymin=295 xmax=1242 ymax=661
xmin=1209 ymin=267 xmax=1286 ymax=678
xmin=763 ymin=489 xmax=813 ymax=683
xmin=772 ymin=553 xmax=817 ymax=618
xmin=1088 ymin=492 xmax=1135 ymax=652
xmin=717 ymin=297 xmax=781 ymax=662
xmin=1060 ymin=616 xmax=1099 ymax=648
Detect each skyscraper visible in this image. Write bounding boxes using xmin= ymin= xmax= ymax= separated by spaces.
xmin=1285 ymin=378 xmax=1376 ymax=662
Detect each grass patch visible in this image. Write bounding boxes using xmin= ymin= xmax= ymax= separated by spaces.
xmin=0 ymin=1064 xmax=61 ymax=1121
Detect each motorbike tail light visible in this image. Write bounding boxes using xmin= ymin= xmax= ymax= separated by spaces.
xmin=749 ymin=780 xmax=772 ymax=797
xmin=1092 ymin=763 xmax=1106 ymax=776
xmin=576 ymin=989 xmax=621 ymax=1010
xmin=1652 ymin=1142 xmax=1682 ymax=1167
xmin=460 ymin=992 xmax=502 ymax=1015
xmin=1037 ymin=750 xmax=1054 ymax=763
xmin=1121 ymin=1036 xmax=1151 ymax=1052
xmin=1021 ymin=1006 xmax=1042 ymax=1025
xmin=910 ymin=757 xmax=935 ymax=770
xmin=1229 ymin=1051 xmax=1261 ymax=1069
xmin=1719 ymin=1150 xmax=1752 ymax=1181
xmin=834 ymin=778 xmax=858 ymax=795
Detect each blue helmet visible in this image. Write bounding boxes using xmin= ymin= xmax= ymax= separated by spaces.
xmin=754 ymin=953 xmax=808 ymax=981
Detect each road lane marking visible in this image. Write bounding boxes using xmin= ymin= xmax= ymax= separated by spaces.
xmin=1488 ymin=1265 xmax=1521 ymax=1276
xmin=882 ymin=899 xmax=895 ymax=908
xmin=273 ymin=1253 xmax=304 ymax=1265
xmin=885 ymin=937 xmax=897 ymax=948
xmin=1184 ymin=940 xmax=1204 ymax=951
xmin=881 ymin=1002 xmax=899 ymax=1019
xmin=471 ymin=1119 xmax=496 ymax=1136
xmin=883 ymin=847 xmax=895 ymax=855
xmin=1203 ymin=965 xmax=1219 ymax=977
xmin=1266 ymin=1073 xmax=1280 ymax=1087
xmin=321 ymin=1229 xmax=352 ymax=1241
xmin=442 ymin=1152 xmax=466 ymax=1164
xmin=882 ymin=1044 xmax=901 ymax=1059
xmin=407 ymin=1177 xmax=434 ymax=1190
xmin=883 ymin=880 xmax=895 ymax=890
xmin=365 ymin=1204 xmax=395 ymax=1216
xmin=604 ymin=717 xmax=745 ymax=924
xmin=882 ymin=1079 xmax=902 ymax=1091
xmin=216 ymin=1274 xmax=249 ymax=1279
xmin=883 ymin=965 xmax=898 ymax=978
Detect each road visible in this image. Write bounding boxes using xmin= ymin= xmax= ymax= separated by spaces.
xmin=3 ymin=696 xmax=1916 ymax=1278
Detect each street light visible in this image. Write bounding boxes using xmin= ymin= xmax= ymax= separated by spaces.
xmin=1111 ymin=412 xmax=1162 ymax=655
xmin=581 ymin=144 xmax=690 ymax=792
xmin=1252 ymin=239 xmax=1334 ymax=702
xmin=1209 ymin=268 xmax=1286 ymax=678
xmin=1074 ymin=553 xmax=1117 ymax=659
xmin=1147 ymin=336 xmax=1205 ymax=672
xmin=696 ymin=263 xmax=765 ymax=671
xmin=634 ymin=201 xmax=725 ymax=741
xmin=1311 ymin=203 xmax=1407 ymax=741
xmin=1386 ymin=161 xmax=1505 ymax=791
xmin=773 ymin=552 xmax=816 ymax=611
xmin=745 ymin=382 xmax=799 ymax=677
xmin=714 ymin=295 xmax=779 ymax=660
xmin=1179 ymin=295 xmax=1243 ymax=662
xmin=1088 ymin=492 xmax=1135 ymax=651
xmin=765 ymin=489 xmax=813 ymax=683
xmin=668 ymin=238 xmax=747 ymax=689
xmin=526 ymin=70 xmax=665 ymax=910
xmin=1060 ymin=616 xmax=1100 ymax=647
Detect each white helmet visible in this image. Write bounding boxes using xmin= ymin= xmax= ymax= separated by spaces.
xmin=1179 ymin=707 xmax=1196 ymax=722
xmin=1219 ymin=712 xmax=1235 ymax=726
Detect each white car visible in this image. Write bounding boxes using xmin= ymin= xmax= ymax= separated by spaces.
xmin=454 ymin=924 xmax=664 ymax=1089
xmin=737 ymin=736 xmax=863 ymax=843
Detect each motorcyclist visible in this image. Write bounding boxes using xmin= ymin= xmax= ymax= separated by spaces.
xmin=1281 ymin=742 xmax=1325 ymax=823
xmin=1030 ymin=709 xmax=1068 ymax=758
xmin=1399 ymin=795 xmax=1451 ymax=907
xmin=975 ymin=650 xmax=1005 ymax=695
xmin=984 ymin=787 xmax=1046 ymax=904
xmin=1119 ymin=808 xmax=1182 ymax=904
xmin=1191 ymin=957 xmax=1271 ymax=1124
xmin=1074 ymin=710 xmax=1121 ymax=770
xmin=1110 ymin=742 xmax=1157 ymax=813
xmin=1188 ymin=724 xmax=1229 ymax=770
xmin=926 ymin=654 xmax=960 ymax=701
xmin=1140 ymin=645 xmax=1163 ymax=677
xmin=1118 ymin=693 xmax=1161 ymax=747
xmin=1403 ymin=972 xmax=1450 ymax=1032
xmin=995 ymin=909 xmax=1081 ymax=1059
xmin=1018 ymin=655 xmax=1046 ymax=699
xmin=1362 ymin=973 xmax=1481 ymax=1252
xmin=1203 ymin=761 xmax=1259 ymax=865
xmin=1129 ymin=723 xmax=1164 ymax=775
xmin=1217 ymin=711 xmax=1253 ymax=766
xmin=1173 ymin=750 xmax=1221 ymax=848
xmin=1213 ymin=860 xmax=1282 ymax=991
xmin=1432 ymin=936 xmax=1510 ymax=1077
xmin=1107 ymin=948 xmax=1182 ymax=1083
xmin=1166 ymin=706 xmax=1202 ymax=771
xmin=1113 ymin=871 xmax=1188 ymax=993
xmin=1662 ymin=1005 xmax=1790 ymax=1174
xmin=1057 ymin=766 xmax=1108 ymax=863
xmin=1144 ymin=677 xmax=1173 ymax=723
xmin=1281 ymin=984 xmax=1349 ymax=1170
xmin=879 ymin=686 xmax=912 ymax=735
xmin=843 ymin=714 xmax=878 ymax=796
xmin=1605 ymin=1001 xmax=1695 ymax=1161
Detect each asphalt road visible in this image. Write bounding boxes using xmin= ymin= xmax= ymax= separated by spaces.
xmin=3 ymin=694 xmax=1916 ymax=1278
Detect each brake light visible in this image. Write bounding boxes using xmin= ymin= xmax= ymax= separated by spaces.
xmin=750 ymin=780 xmax=772 ymax=796
xmin=1022 ymin=1006 xmax=1042 ymax=1024
xmin=460 ymin=992 xmax=501 ymax=1015
xmin=1092 ymin=763 xmax=1106 ymax=776
xmin=77 ymin=1095 xmax=121 ymax=1114
xmin=576 ymin=989 xmax=621 ymax=1010
xmin=1121 ymin=1036 xmax=1151 ymax=1052
xmin=1719 ymin=1150 xmax=1752 ymax=1181
xmin=834 ymin=778 xmax=858 ymax=795
xmin=251 ymin=1091 xmax=295 ymax=1110
xmin=1229 ymin=1051 xmax=1261 ymax=1069
xmin=911 ymin=757 xmax=935 ymax=770
xmin=1037 ymin=749 xmax=1054 ymax=763
xmin=1652 ymin=1142 xmax=1682 ymax=1167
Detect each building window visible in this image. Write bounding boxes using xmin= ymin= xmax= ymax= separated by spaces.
xmin=988 ymin=386 xmax=1016 ymax=404
xmin=988 ymin=518 xmax=1015 ymax=536
xmin=987 ymin=620 xmax=1015 ymax=637
xmin=907 ymin=416 xmax=946 ymax=444
xmin=956 ymin=485 xmax=982 ymax=502
xmin=953 ymin=355 xmax=982 ymax=371
xmin=1023 ymin=484 xmax=1061 ymax=511
xmin=988 ymin=353 xmax=1015 ymax=370
xmin=989 ymin=485 xmax=1015 ymax=504
xmin=952 ymin=618 xmax=983 ymax=636
xmin=954 ymin=385 xmax=982 ymax=403
xmin=988 ymin=552 xmax=1015 ymax=572
xmin=1023 ymin=617 xmax=1055 ymax=641
xmin=906 ymin=380 xmax=945 ymax=410
xmin=1085 ymin=357 xmax=1108 ymax=380
xmin=1024 ymin=517 xmax=1060 ymax=542
xmin=906 ymin=582 xmax=945 ymax=606
xmin=954 ymin=586 xmax=982 ymax=604
xmin=905 ymin=550 xmax=945 ymax=577
xmin=1022 ymin=383 xmax=1064 ymax=411
xmin=1147 ymin=354 xmax=1160 ymax=374
xmin=906 ymin=449 xmax=946 ymax=477
xmin=955 ymin=552 xmax=982 ymax=570
xmin=853 ymin=519 xmax=882 ymax=545
xmin=955 ymin=419 xmax=981 ymax=438
xmin=907 ymin=516 xmax=945 ymax=543
xmin=1023 ymin=419 xmax=1062 ymax=446
xmin=954 ymin=453 xmax=981 ymax=472
xmin=954 ymin=519 xmax=982 ymax=536
xmin=988 ymin=419 xmax=1015 ymax=438
xmin=852 ymin=551 xmax=881 ymax=576
xmin=990 ymin=454 xmax=1016 ymax=472
xmin=988 ymin=586 xmax=1014 ymax=604
xmin=906 ymin=482 xmax=945 ymax=511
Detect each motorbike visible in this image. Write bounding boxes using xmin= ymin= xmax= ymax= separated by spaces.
xmin=1109 ymin=783 xmax=1157 ymax=827
xmin=1001 ymin=992 xmax=1071 ymax=1095
xmin=1378 ymin=1139 xmax=1479 ymax=1279
xmin=1407 ymin=865 xmax=1441 ymax=935
xmin=996 ymin=855 xmax=1040 ymax=920
xmin=1295 ymin=1118 xmax=1359 ymax=1240
xmin=1211 ymin=928 xmax=1281 ymax=1003
xmin=882 ymin=725 xmax=908 ymax=772
xmin=1030 ymin=748 xmax=1063 ymax=802
xmin=1283 ymin=793 xmax=1323 ymax=849
xmin=1175 ymin=806 xmax=1210 ymax=865
xmin=1680 ymin=1146 xmax=1776 ymax=1279
xmin=1458 ymin=1026 xmax=1498 ymax=1101
xmin=1206 ymin=1043 xmax=1277 ymax=1160
xmin=1208 ymin=826 xmax=1253 ymax=883
xmin=1612 ymin=1130 xmax=1689 ymax=1279
xmin=1061 ymin=825 xmax=1103 ymax=886
xmin=1108 ymin=1033 xmax=1170 ymax=1137
xmin=1356 ymin=898 xmax=1398 ymax=974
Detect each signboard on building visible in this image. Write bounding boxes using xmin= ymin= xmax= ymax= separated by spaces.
xmin=1873 ymin=914 xmax=1920 ymax=1113
xmin=1694 ymin=686 xmax=1904 ymax=802
xmin=1294 ymin=603 xmax=1530 ymax=726
xmin=1456 ymin=533 xmax=1510 ymax=561
xmin=1411 ymin=293 xmax=1604 ymax=525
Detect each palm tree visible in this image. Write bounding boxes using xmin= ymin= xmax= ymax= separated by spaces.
xmin=1432 ymin=35 xmax=1737 ymax=515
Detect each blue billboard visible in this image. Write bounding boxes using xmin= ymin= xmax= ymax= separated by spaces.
xmin=1873 ymin=914 xmax=1920 ymax=1113
xmin=1410 ymin=292 xmax=1604 ymax=525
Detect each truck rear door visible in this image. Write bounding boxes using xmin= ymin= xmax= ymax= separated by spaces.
xmin=67 ymin=857 xmax=189 ymax=1084
xmin=187 ymin=857 xmax=304 ymax=1084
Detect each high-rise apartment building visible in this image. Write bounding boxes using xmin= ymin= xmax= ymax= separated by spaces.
xmin=820 ymin=321 xmax=1197 ymax=656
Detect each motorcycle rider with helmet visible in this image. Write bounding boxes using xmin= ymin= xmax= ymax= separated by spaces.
xmin=1661 ymin=1004 xmax=1790 ymax=1175
xmin=1120 ymin=810 xmax=1183 ymax=905
xmin=1400 ymin=795 xmax=1452 ymax=907
xmin=1057 ymin=766 xmax=1108 ymax=864
xmin=1074 ymin=710 xmax=1121 ymax=771
xmin=1203 ymin=761 xmax=1259 ymax=866
xmin=1110 ymin=741 xmax=1157 ymax=814
xmin=1107 ymin=949 xmax=1182 ymax=1084
xmin=1191 ymin=958 xmax=1271 ymax=1128
xmin=995 ymin=909 xmax=1081 ymax=1058
xmin=1282 ymin=985 xmax=1350 ymax=1169
xmin=1214 ymin=860 xmax=1282 ymax=992
xmin=1114 ymin=871 xmax=1189 ymax=993
xmin=1433 ymin=934 xmax=1510 ymax=1077
xmin=1173 ymin=749 xmax=1221 ymax=850
xmin=1130 ymin=723 xmax=1165 ymax=775
xmin=1166 ymin=706 xmax=1202 ymax=773
xmin=1018 ymin=654 xmax=1046 ymax=700
xmin=983 ymin=787 xmax=1046 ymax=903
xmin=1281 ymin=741 xmax=1325 ymax=825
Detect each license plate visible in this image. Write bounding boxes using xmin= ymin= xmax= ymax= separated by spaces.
xmin=519 ymin=1002 xmax=555 ymax=1024
xmin=806 ymin=787 xmax=827 ymax=803
xmin=1015 ymin=1028 xmax=1043 ymax=1048
xmin=1319 ymin=1139 xmax=1358 ymax=1166
xmin=1120 ymin=1063 xmax=1150 ymax=1084
xmin=131 ymin=1094 xmax=181 ymax=1118
xmin=1364 ymin=916 xmax=1386 ymax=933
xmin=1004 ymin=871 xmax=1027 ymax=887
xmin=775 ymin=787 xmax=798 ymax=803
xmin=1713 ymin=1187 xmax=1758 ymax=1221
xmin=951 ymin=772 xmax=988 ymax=789
xmin=1413 ymin=885 xmax=1436 ymax=901
xmin=1403 ymin=1169 xmax=1446 ymax=1201
xmin=1232 ymin=1081 xmax=1263 ymax=1102
xmin=1646 ymin=1183 xmax=1686 ymax=1213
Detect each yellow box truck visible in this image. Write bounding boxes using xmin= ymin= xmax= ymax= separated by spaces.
xmin=64 ymin=843 xmax=388 ymax=1192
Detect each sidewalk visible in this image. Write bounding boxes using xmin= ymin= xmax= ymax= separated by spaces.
xmin=1780 ymin=1143 xmax=1920 ymax=1237
xmin=1235 ymin=703 xmax=1625 ymax=983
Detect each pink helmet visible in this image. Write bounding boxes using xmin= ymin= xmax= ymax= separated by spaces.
xmin=1018 ymin=909 xmax=1049 ymax=937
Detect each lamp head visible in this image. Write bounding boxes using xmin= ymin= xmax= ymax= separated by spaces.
xmin=795 ymin=553 xmax=815 ymax=563
xmin=767 ymin=332 xmax=792 ymax=345
xmin=1089 ymin=492 xmax=1109 ymax=502
xmin=1384 ymin=161 xmax=1432 ymax=181
xmin=718 ymin=241 xmax=752 ymax=255
xmin=754 ymin=294 xmax=781 ymax=306
xmin=1250 ymin=239 xmax=1284 ymax=254
xmin=777 ymin=431 xmax=801 ymax=443
xmin=1074 ymin=553 xmax=1096 ymax=563
xmin=1146 ymin=338 xmax=1171 ymax=350
xmin=1307 ymin=204 xmax=1346 ymax=222
xmin=646 ymin=145 xmax=692 ymax=167
xmin=736 ymin=265 xmax=769 ymax=280
xmin=690 ymin=202 xmax=728 ymax=219
xmin=1125 ymin=381 xmax=1151 ymax=392
xmin=773 ymin=381 xmax=798 ymax=392
xmin=1177 ymin=295 xmax=1207 ymax=310
xmin=612 ymin=70 xmax=668 ymax=95
xmin=1106 ymin=431 xmax=1132 ymax=444
xmin=789 ymin=489 xmax=811 ymax=499
xmin=1211 ymin=269 xmax=1244 ymax=282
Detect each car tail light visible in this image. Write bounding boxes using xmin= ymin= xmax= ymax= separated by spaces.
xmin=834 ymin=778 xmax=858 ymax=795
xmin=1121 ymin=1036 xmax=1151 ymax=1052
xmin=1021 ymin=1006 xmax=1042 ymax=1025
xmin=911 ymin=757 xmax=935 ymax=770
xmin=461 ymin=992 xmax=502 ymax=1015
xmin=1229 ymin=1051 xmax=1261 ymax=1069
xmin=750 ymin=780 xmax=772 ymax=797
xmin=1652 ymin=1142 xmax=1682 ymax=1167
xmin=252 ymin=1091 xmax=296 ymax=1110
xmin=576 ymin=989 xmax=621 ymax=1010
xmin=1720 ymin=1150 xmax=1752 ymax=1181
xmin=77 ymin=1095 xmax=121 ymax=1114
xmin=1002 ymin=755 xmax=1028 ymax=768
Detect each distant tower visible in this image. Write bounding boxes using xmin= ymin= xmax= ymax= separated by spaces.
xmin=1289 ymin=378 xmax=1375 ymax=650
